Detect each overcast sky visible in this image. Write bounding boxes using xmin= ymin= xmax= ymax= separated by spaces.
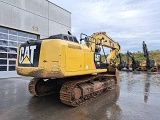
xmin=50 ymin=0 xmax=160 ymax=53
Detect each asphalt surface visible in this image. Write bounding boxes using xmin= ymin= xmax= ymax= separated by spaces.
xmin=0 ymin=71 xmax=160 ymax=120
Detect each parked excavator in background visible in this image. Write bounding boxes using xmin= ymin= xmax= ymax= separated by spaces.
xmin=125 ymin=51 xmax=130 ymax=69
xmin=116 ymin=53 xmax=126 ymax=70
xmin=116 ymin=51 xmax=136 ymax=72
xmin=136 ymin=41 xmax=159 ymax=72
xmin=116 ymin=51 xmax=140 ymax=72
xmin=16 ymin=31 xmax=120 ymax=106
xmin=126 ymin=51 xmax=140 ymax=71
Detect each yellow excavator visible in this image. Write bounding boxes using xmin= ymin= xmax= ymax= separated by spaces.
xmin=16 ymin=32 xmax=120 ymax=106
xmin=136 ymin=41 xmax=159 ymax=72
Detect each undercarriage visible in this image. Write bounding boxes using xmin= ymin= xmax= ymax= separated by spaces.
xmin=28 ymin=73 xmax=118 ymax=106
xmin=136 ymin=66 xmax=158 ymax=72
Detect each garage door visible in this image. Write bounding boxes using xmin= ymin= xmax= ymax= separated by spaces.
xmin=0 ymin=26 xmax=39 ymax=78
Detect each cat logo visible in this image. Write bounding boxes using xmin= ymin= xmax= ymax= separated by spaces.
xmin=19 ymin=45 xmax=36 ymax=64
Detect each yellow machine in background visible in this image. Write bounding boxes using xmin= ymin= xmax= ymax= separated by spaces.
xmin=16 ymin=32 xmax=120 ymax=106
xmin=136 ymin=41 xmax=159 ymax=72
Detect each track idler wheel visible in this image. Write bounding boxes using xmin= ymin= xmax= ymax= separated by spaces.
xmin=28 ymin=78 xmax=58 ymax=96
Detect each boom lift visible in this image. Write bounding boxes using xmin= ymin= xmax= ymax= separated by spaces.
xmin=136 ymin=41 xmax=158 ymax=72
xmin=16 ymin=32 xmax=120 ymax=106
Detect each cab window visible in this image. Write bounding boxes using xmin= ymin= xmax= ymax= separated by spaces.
xmin=73 ymin=37 xmax=79 ymax=43
xmin=69 ymin=36 xmax=73 ymax=42
xmin=63 ymin=36 xmax=68 ymax=40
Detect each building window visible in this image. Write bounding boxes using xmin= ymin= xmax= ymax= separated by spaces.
xmin=0 ymin=26 xmax=39 ymax=71
xmin=0 ymin=27 xmax=8 ymax=33
xmin=18 ymin=31 xmax=28 ymax=37
xmin=0 ymin=40 xmax=8 ymax=46
xmin=0 ymin=66 xmax=7 ymax=71
xmin=0 ymin=33 xmax=8 ymax=39
xmin=0 ymin=59 xmax=7 ymax=64
xmin=9 ymin=30 xmax=17 ymax=35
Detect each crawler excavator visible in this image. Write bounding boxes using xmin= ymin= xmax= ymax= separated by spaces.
xmin=126 ymin=51 xmax=140 ymax=71
xmin=116 ymin=53 xmax=126 ymax=70
xmin=136 ymin=41 xmax=158 ymax=72
xmin=16 ymin=32 xmax=120 ymax=106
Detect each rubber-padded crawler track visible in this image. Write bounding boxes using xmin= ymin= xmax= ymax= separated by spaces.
xmin=60 ymin=74 xmax=116 ymax=106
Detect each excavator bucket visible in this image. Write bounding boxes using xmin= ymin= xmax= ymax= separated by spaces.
xmin=106 ymin=65 xmax=120 ymax=83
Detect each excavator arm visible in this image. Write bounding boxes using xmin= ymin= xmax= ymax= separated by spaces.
xmin=127 ymin=51 xmax=140 ymax=70
xmin=126 ymin=51 xmax=130 ymax=69
xmin=116 ymin=53 xmax=126 ymax=70
xmin=142 ymin=41 xmax=155 ymax=69
xmin=81 ymin=32 xmax=120 ymax=64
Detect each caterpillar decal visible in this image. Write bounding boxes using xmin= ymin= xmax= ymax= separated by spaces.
xmin=18 ymin=41 xmax=41 ymax=67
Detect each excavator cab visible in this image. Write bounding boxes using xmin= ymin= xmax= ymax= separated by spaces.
xmin=94 ymin=53 xmax=109 ymax=69
xmin=94 ymin=53 xmax=101 ymax=68
xmin=80 ymin=33 xmax=112 ymax=69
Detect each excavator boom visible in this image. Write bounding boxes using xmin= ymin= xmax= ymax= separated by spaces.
xmin=83 ymin=32 xmax=120 ymax=64
xmin=116 ymin=53 xmax=126 ymax=70
xmin=127 ymin=51 xmax=140 ymax=70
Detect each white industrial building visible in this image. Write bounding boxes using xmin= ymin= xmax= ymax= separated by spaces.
xmin=0 ymin=0 xmax=71 ymax=78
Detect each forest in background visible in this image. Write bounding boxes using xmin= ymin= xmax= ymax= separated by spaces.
xmin=117 ymin=50 xmax=160 ymax=64
xmin=102 ymin=50 xmax=160 ymax=64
